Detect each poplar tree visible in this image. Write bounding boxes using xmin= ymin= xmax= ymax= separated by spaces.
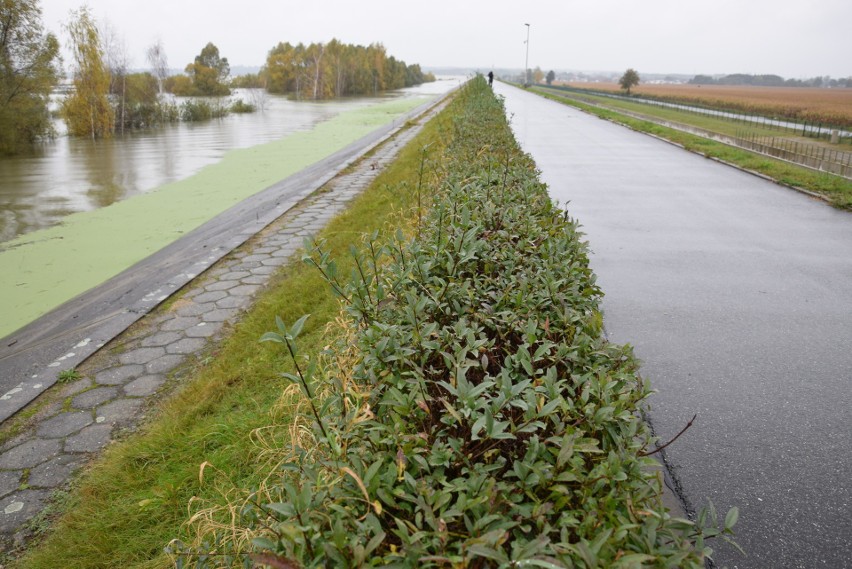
xmin=61 ymin=6 xmax=113 ymax=138
xmin=0 ymin=0 xmax=61 ymax=154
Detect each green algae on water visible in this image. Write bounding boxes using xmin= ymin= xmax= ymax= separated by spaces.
xmin=0 ymin=96 xmax=430 ymax=339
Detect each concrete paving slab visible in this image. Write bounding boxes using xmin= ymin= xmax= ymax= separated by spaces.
xmin=28 ymin=455 xmax=84 ymax=488
xmin=119 ymin=347 xmax=165 ymax=366
xmin=145 ymin=354 xmax=185 ymax=375
xmin=0 ymin=439 xmax=61 ymax=469
xmin=71 ymin=387 xmax=119 ymax=409
xmin=95 ymin=399 xmax=143 ymax=425
xmin=0 ymin=471 xmax=20 ymax=499
xmin=0 ymin=490 xmax=51 ymax=534
xmin=122 ymin=375 xmax=166 ymax=398
xmin=64 ymin=424 xmax=113 ymax=453
xmin=159 ymin=316 xmax=202 ymax=332
xmin=36 ymin=412 xmax=92 ymax=439
xmin=95 ymin=365 xmax=144 ymax=386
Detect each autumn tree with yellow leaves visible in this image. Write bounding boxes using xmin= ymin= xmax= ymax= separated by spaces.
xmin=61 ymin=6 xmax=113 ymax=138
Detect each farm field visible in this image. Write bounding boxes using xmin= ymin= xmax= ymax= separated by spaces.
xmin=564 ymin=82 xmax=852 ymax=127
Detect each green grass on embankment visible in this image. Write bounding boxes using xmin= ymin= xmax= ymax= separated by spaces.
xmin=533 ymin=87 xmax=852 ymax=210
xmin=10 ymin=99 xmax=449 ymax=569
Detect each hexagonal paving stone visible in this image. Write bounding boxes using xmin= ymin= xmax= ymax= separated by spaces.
xmin=261 ymin=257 xmax=288 ymax=267
xmin=252 ymin=246 xmax=277 ymax=255
xmin=264 ymin=237 xmax=295 ymax=248
xmin=221 ymin=271 xmax=251 ymax=281
xmin=215 ymin=295 xmax=250 ymax=310
xmin=123 ymin=375 xmax=166 ymax=397
xmin=96 ymin=398 xmax=144 ymax=425
xmin=249 ymin=265 xmax=277 ymax=276
xmin=140 ymin=331 xmax=182 ymax=348
xmin=146 ymin=354 xmax=185 ymax=375
xmin=0 ymin=439 xmax=62 ymax=469
xmin=166 ymin=337 xmax=207 ymax=355
xmin=239 ymin=275 xmax=270 ymax=286
xmin=275 ymin=225 xmax=307 ymax=235
xmin=204 ymin=280 xmax=238 ymax=292
xmin=175 ymin=302 xmax=215 ymax=318
xmin=0 ymin=470 xmax=21 ymax=499
xmin=193 ymin=291 xmax=228 ymax=304
xmin=185 ymin=322 xmax=220 ymax=338
xmin=230 ymin=285 xmax=261 ymax=297
xmin=159 ymin=316 xmax=201 ymax=332
xmin=64 ymin=424 xmax=113 ymax=453
xmin=60 ymin=377 xmax=94 ymax=396
xmin=28 ymin=455 xmax=84 ymax=488
xmin=119 ymin=346 xmax=166 ymax=366
xmin=228 ymin=261 xmax=262 ymax=272
xmin=0 ymin=489 xmax=52 ymax=534
xmin=95 ymin=364 xmax=144 ymax=386
xmin=241 ymin=254 xmax=269 ymax=263
xmin=202 ymin=308 xmax=239 ymax=323
xmin=71 ymin=386 xmax=119 ymax=410
xmin=271 ymin=247 xmax=299 ymax=258
xmin=36 ymin=411 xmax=93 ymax=439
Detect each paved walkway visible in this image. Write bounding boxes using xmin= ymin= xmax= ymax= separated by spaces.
xmin=0 ymin=96 xmax=449 ymax=551
xmin=497 ymin=82 xmax=852 ymax=568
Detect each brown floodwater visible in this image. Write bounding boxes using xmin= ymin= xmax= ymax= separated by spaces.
xmin=0 ymin=80 xmax=459 ymax=243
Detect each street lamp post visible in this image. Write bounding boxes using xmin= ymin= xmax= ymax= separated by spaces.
xmin=524 ymin=23 xmax=530 ymax=87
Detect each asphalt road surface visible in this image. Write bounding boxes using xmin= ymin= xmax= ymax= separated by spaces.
xmin=496 ymin=83 xmax=852 ymax=568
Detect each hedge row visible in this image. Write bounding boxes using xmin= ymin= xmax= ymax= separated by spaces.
xmin=175 ymin=77 xmax=732 ymax=568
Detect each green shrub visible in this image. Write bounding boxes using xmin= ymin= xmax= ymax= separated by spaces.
xmin=173 ymin=77 xmax=736 ymax=568
xmin=229 ymin=100 xmax=256 ymax=114
xmin=180 ymin=99 xmax=229 ymax=122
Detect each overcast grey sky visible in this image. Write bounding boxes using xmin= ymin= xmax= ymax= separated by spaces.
xmin=39 ymin=0 xmax=852 ymax=79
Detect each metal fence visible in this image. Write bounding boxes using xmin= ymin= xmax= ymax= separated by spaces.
xmin=734 ymin=131 xmax=852 ymax=178
xmin=543 ymin=85 xmax=852 ymax=145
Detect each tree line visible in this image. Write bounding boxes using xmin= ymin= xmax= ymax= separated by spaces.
xmin=690 ymin=73 xmax=852 ymax=88
xmin=0 ymin=0 xmax=435 ymax=155
xmin=260 ymin=40 xmax=435 ymax=99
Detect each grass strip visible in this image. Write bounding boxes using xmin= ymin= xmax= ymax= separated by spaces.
xmin=10 ymin=97 xmax=453 ymax=569
xmin=533 ymin=87 xmax=852 ymax=210
xmin=172 ymin=78 xmax=736 ymax=567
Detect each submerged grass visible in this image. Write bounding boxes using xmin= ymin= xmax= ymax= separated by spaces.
xmin=534 ymin=87 xmax=852 ymax=210
xmin=12 ymin=99 xmax=452 ymax=569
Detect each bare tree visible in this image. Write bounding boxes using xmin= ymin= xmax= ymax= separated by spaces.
xmin=246 ymin=79 xmax=270 ymax=112
xmin=101 ymin=19 xmax=128 ymax=133
xmin=146 ymin=38 xmax=169 ymax=97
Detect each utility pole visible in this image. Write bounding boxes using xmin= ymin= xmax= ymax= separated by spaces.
xmin=524 ymin=23 xmax=531 ymax=87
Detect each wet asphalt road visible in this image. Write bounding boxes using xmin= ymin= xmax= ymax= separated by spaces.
xmin=496 ymin=83 xmax=852 ymax=568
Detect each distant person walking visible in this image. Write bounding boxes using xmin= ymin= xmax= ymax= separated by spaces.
xmin=488 ymin=71 xmax=494 ymax=86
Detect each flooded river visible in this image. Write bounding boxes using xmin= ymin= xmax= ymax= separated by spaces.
xmin=0 ymin=78 xmax=462 ymax=339
xmin=0 ymin=80 xmax=460 ymax=243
